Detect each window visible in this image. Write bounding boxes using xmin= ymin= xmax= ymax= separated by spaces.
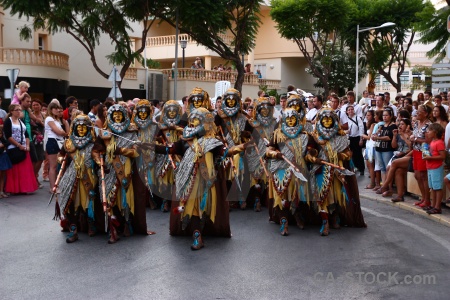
xmin=253 ymin=64 xmax=266 ymax=78
xmin=400 ymin=71 xmax=409 ymax=85
xmin=38 ymin=34 xmax=47 ymax=50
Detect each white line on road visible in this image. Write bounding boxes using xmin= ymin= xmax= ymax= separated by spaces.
xmin=361 ymin=207 xmax=450 ymax=253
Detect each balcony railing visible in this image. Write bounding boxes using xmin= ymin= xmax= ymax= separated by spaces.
xmin=0 ymin=48 xmax=69 ymax=70
xmin=146 ymin=33 xmax=233 ymax=47
xmin=124 ymin=67 xmax=138 ymax=80
xmin=162 ymin=68 xmax=260 ymax=85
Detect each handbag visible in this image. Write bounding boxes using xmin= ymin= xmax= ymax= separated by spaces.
xmin=7 ymin=120 xmax=26 ymax=164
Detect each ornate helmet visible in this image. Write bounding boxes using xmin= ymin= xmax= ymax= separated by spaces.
xmin=159 ymin=100 xmax=182 ymax=129
xmin=132 ymin=99 xmax=153 ymax=129
xmin=69 ymin=114 xmax=95 ymax=149
xmin=221 ymin=88 xmax=242 ymax=117
xmin=106 ymin=104 xmax=130 ymax=134
xmin=286 ymin=94 xmax=306 ymax=121
xmin=281 ymin=108 xmax=303 ymax=138
xmin=253 ymin=97 xmax=273 ymax=126
xmin=315 ymin=107 xmax=341 ymax=140
xmin=182 ymin=107 xmax=216 ymax=140
xmin=187 ymin=87 xmax=211 ymax=115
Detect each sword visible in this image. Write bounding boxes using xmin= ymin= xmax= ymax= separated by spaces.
xmin=262 ymin=138 xmax=307 ymax=182
xmin=48 ymin=154 xmax=68 ymax=206
xmin=100 ymin=155 xmax=108 ymax=232
xmin=87 ymin=125 xmax=140 ymax=144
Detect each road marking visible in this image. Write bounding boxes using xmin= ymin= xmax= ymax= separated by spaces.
xmin=361 ymin=207 xmax=450 ymax=253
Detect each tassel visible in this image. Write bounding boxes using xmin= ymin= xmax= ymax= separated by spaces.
xmin=53 ymin=200 xmax=61 ymax=221
xmin=341 ymin=185 xmax=349 ymax=204
xmin=88 ymin=199 xmax=94 ymax=220
xmin=298 ymin=185 xmax=306 ymax=203
xmin=127 ymin=221 xmax=134 ymax=235
xmin=60 ymin=218 xmax=69 ymax=231
xmin=147 ymin=169 xmax=153 ymax=186
xmin=121 ymin=186 xmax=127 ymax=210
xmin=172 ymin=206 xmax=185 ymax=214
xmin=200 ymin=190 xmax=207 ymax=211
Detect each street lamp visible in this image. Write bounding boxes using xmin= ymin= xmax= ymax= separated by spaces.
xmin=180 ymin=39 xmax=187 ymax=68
xmin=355 ymin=22 xmax=395 ymax=99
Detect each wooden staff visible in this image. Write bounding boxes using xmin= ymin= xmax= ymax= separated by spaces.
xmin=218 ymin=125 xmax=242 ymax=191
xmin=47 ymin=154 xmax=68 ymax=206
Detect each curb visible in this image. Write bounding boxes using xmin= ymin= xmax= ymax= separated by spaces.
xmin=360 ymin=192 xmax=450 ymax=228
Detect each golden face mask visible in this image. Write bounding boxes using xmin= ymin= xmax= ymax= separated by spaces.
xmin=138 ymin=110 xmax=148 ymax=120
xmin=113 ymin=111 xmax=124 ymax=123
xmin=226 ymin=98 xmax=237 ymax=108
xmin=76 ymin=124 xmax=88 ymax=137
xmin=321 ymin=116 xmax=333 ymax=128
xmin=286 ymin=115 xmax=298 ymax=127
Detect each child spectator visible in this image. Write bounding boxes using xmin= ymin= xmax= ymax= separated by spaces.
xmin=11 ymin=81 xmax=30 ymax=105
xmin=0 ymin=127 xmax=12 ymax=197
xmin=423 ymin=123 xmax=446 ymax=214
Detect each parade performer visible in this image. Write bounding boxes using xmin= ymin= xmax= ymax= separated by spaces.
xmin=246 ymin=96 xmax=277 ymax=211
xmin=155 ymin=100 xmax=183 ymax=212
xmin=91 ymin=104 xmax=141 ymax=244
xmin=216 ymin=88 xmax=252 ymax=209
xmin=266 ymin=107 xmax=312 ymax=236
xmin=286 ymin=94 xmax=314 ymax=132
xmin=181 ymin=87 xmax=212 ymax=125
xmin=131 ymin=99 xmax=160 ymax=232
xmin=154 ymin=107 xmax=247 ymax=250
xmin=57 ymin=114 xmax=98 ymax=243
xmin=309 ymin=107 xmax=366 ymax=236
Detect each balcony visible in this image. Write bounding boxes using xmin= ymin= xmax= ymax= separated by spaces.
xmin=146 ymin=33 xmax=233 ymax=48
xmin=161 ymin=68 xmax=280 ymax=89
xmin=145 ymin=33 xmax=233 ymax=61
xmin=0 ymin=48 xmax=69 ymax=70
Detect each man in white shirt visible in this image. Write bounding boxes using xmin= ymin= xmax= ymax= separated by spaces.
xmin=270 ymin=95 xmax=282 ymax=122
xmin=345 ymin=105 xmax=365 ymax=175
xmin=383 ymin=92 xmax=397 ymax=116
xmin=306 ymin=95 xmax=323 ymax=122
xmin=330 ymin=94 xmax=348 ymax=130
xmin=341 ymin=91 xmax=363 ymax=119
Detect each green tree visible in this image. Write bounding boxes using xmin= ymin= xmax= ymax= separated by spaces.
xmin=345 ymin=0 xmax=429 ymax=93
xmin=153 ymin=0 xmax=263 ymax=93
xmin=306 ymin=45 xmax=367 ymax=95
xmin=0 ymin=0 xmax=167 ymax=87
xmin=415 ymin=4 xmax=449 ymax=62
xmin=270 ymin=0 xmax=356 ymax=97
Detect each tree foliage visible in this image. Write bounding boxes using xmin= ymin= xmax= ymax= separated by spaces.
xmin=306 ymin=46 xmax=367 ymax=95
xmin=344 ymin=0 xmax=429 ymax=93
xmin=415 ymin=4 xmax=449 ymax=62
xmin=0 ymin=0 xmax=167 ymax=86
xmin=152 ymin=0 xmax=263 ymax=92
xmin=270 ymin=0 xmax=356 ymax=96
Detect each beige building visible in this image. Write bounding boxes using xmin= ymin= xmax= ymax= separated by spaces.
xmin=1 ymin=2 xmax=439 ymax=109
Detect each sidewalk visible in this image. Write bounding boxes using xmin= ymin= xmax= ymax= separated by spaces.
xmin=356 ymin=174 xmax=450 ymax=228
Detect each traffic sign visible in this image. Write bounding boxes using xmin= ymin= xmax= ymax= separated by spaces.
xmin=6 ymin=68 xmax=20 ymax=84
xmin=108 ymin=66 xmax=122 ymax=82
xmin=448 ymin=15 xmax=450 ymax=33
xmin=108 ymin=86 xmax=122 ymax=99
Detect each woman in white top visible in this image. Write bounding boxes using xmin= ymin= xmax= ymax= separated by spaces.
xmin=45 ymin=102 xmax=67 ymax=192
xmin=3 ymin=104 xmax=38 ymax=194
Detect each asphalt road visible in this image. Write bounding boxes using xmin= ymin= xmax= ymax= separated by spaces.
xmin=1 ymin=177 xmax=450 ymax=299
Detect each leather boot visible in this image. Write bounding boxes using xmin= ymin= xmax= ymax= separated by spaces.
xmin=108 ymin=217 xmax=120 ymax=244
xmin=319 ymin=212 xmax=329 ymax=236
xmin=66 ymin=224 xmax=78 ymax=243
xmin=280 ymin=217 xmax=289 ymax=236
xmin=161 ymin=200 xmax=169 ymax=213
xmin=191 ymin=230 xmax=204 ymax=250
xmin=254 ymin=197 xmax=261 ymax=212
xmin=123 ymin=221 xmax=133 ymax=237
xmin=294 ymin=212 xmax=305 ymax=230
xmin=330 ymin=213 xmax=341 ymax=230
xmin=88 ymin=218 xmax=96 ymax=237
